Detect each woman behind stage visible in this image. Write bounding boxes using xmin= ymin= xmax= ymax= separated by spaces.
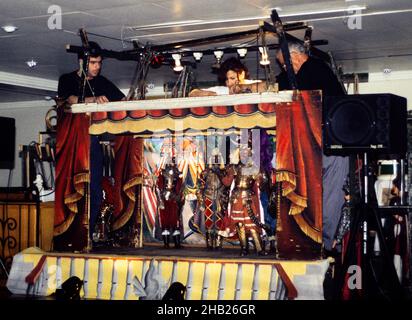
xmin=189 ymin=57 xmax=266 ymax=97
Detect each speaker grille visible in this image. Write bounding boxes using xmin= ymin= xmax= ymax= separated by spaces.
xmin=407 ymin=112 xmax=412 ymax=152
xmin=327 ymin=99 xmax=375 ymax=145
xmin=323 ymin=94 xmax=407 ymax=156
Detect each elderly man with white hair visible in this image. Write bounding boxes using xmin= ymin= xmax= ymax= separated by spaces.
xmin=276 ymin=41 xmax=345 ymax=96
xmin=276 ymin=41 xmax=349 ymax=255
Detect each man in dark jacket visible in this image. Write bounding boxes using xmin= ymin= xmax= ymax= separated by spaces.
xmin=276 ymin=41 xmax=349 ymax=253
xmin=55 ymin=41 xmax=125 ymax=250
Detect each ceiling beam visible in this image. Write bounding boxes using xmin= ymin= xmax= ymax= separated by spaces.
xmin=0 ymin=71 xmax=57 ymax=92
xmin=0 ymin=100 xmax=54 ymax=110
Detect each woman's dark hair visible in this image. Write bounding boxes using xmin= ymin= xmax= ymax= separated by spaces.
xmin=217 ymin=57 xmax=249 ymax=85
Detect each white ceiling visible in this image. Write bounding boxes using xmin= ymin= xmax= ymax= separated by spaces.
xmin=1 ymin=0 xmax=412 ymax=102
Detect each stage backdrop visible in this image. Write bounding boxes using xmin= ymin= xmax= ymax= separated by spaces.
xmin=55 ymin=91 xmax=323 ymax=259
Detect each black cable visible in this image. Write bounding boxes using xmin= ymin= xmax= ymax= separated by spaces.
xmin=6 ymin=168 xmax=12 ymax=195
xmin=231 ymin=37 xmax=260 ymax=48
xmin=39 ymin=189 xmax=55 ymax=197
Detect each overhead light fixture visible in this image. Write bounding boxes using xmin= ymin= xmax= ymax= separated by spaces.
xmin=237 ymin=48 xmax=248 ymax=58
xmin=2 ymin=25 xmax=18 ymax=33
xmin=26 ymin=59 xmax=37 ymax=68
xmin=172 ymin=54 xmax=183 ymax=72
xmin=214 ymin=50 xmax=224 ymax=60
xmin=213 ymin=50 xmax=224 ymax=62
xmin=212 ymin=50 xmax=224 ymax=69
xmin=259 ymin=47 xmax=270 ymax=66
xmin=193 ymin=52 xmax=203 ymax=62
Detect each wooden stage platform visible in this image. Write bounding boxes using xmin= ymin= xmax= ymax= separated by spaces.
xmin=6 ymin=246 xmax=331 ymax=300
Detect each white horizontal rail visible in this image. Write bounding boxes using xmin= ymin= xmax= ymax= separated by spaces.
xmin=68 ymin=91 xmax=294 ymax=113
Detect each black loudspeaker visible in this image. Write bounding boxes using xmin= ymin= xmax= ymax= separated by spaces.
xmin=0 ymin=117 xmax=16 ymax=169
xmin=323 ymin=94 xmax=407 ymax=156
xmin=407 ymin=111 xmax=412 ymax=152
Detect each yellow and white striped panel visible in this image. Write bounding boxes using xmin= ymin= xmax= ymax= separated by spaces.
xmin=110 ymin=259 xmax=129 ymax=300
xmin=234 ymin=263 xmax=255 ymax=300
xmin=124 ymin=259 xmax=145 ymax=300
xmin=201 ymin=262 xmax=222 ymax=300
xmin=96 ymin=259 xmax=114 ymax=300
xmin=185 ymin=262 xmax=206 ymax=300
xmin=158 ymin=260 xmax=174 ymax=287
xmin=12 ymin=251 xmax=329 ymax=300
xmin=83 ymin=258 xmax=100 ymax=299
xmin=268 ymin=265 xmax=284 ymax=300
xmin=251 ymin=264 xmax=273 ymax=300
xmin=70 ymin=258 xmax=86 ymax=298
xmin=57 ymin=257 xmax=72 ymax=288
xmin=218 ymin=263 xmax=239 ymax=300
xmin=170 ymin=260 xmax=190 ymax=286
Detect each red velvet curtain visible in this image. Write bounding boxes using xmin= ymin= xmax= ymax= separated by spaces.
xmin=111 ymin=136 xmax=144 ymax=232
xmin=54 ymin=112 xmax=90 ymax=250
xmin=275 ymin=91 xmax=323 ymax=259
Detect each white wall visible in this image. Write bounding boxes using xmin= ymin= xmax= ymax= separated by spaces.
xmin=347 ymin=71 xmax=412 ymax=110
xmin=0 ymin=100 xmax=54 ymax=187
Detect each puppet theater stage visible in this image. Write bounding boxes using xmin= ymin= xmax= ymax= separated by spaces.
xmin=7 ymin=91 xmax=332 ymax=300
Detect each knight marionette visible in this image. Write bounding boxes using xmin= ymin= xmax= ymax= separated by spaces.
xmin=155 ymin=162 xmax=184 ymax=249
xmin=221 ymin=145 xmax=270 ymax=256
xmin=195 ymin=148 xmax=230 ymax=250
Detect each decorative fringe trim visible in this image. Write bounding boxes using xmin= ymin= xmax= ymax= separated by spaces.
xmin=275 ymin=171 xmax=307 ymax=215
xmin=276 ymin=170 xmax=320 ymax=242
xmin=293 ymin=215 xmax=322 ymax=243
xmin=112 ymin=179 xmax=142 ymax=231
xmin=55 ymin=172 xmax=89 ymax=236
xmin=53 ymin=212 xmax=76 ymax=236
xmin=123 ymin=176 xmax=143 ymax=202
xmin=289 ymin=203 xmax=306 ymax=216
xmin=112 ymin=199 xmax=135 ymax=231
xmin=90 ymin=112 xmax=277 ymax=135
xmin=63 ymin=172 xmax=89 ymax=214
xmin=287 ymin=194 xmax=307 ymax=215
xmin=276 ymin=171 xmax=297 ymax=186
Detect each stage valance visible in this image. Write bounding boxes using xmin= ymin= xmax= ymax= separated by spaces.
xmin=67 ymin=91 xmax=295 ymax=135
